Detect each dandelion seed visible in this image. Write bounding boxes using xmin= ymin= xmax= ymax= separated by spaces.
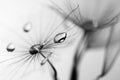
xmin=29 ymin=44 xmax=42 ymax=55
xmin=0 ymin=7 xmax=80 ymax=80
xmin=7 ymin=43 xmax=15 ymax=52
xmin=49 ymin=0 xmax=120 ymax=80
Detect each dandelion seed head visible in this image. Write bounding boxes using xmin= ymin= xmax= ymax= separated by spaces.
xmin=0 ymin=4 xmax=81 ymax=80
xmin=6 ymin=43 xmax=15 ymax=52
xmin=49 ymin=0 xmax=120 ymax=32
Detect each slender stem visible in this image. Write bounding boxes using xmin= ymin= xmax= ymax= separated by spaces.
xmin=94 ymin=76 xmax=101 ymax=80
xmin=48 ymin=60 xmax=58 ymax=80
xmin=97 ymin=26 xmax=114 ymax=79
xmin=40 ymin=52 xmax=58 ymax=80
xmin=70 ymin=33 xmax=88 ymax=80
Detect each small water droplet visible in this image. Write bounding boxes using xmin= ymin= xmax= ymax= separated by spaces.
xmin=7 ymin=43 xmax=15 ymax=52
xmin=23 ymin=22 xmax=32 ymax=32
xmin=54 ymin=32 xmax=67 ymax=43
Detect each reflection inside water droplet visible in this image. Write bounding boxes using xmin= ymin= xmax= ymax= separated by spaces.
xmin=54 ymin=32 xmax=67 ymax=43
xmin=7 ymin=43 xmax=15 ymax=52
xmin=23 ymin=22 xmax=32 ymax=32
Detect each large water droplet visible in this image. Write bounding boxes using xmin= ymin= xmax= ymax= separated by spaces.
xmin=7 ymin=43 xmax=15 ymax=52
xmin=54 ymin=32 xmax=67 ymax=43
xmin=23 ymin=22 xmax=32 ymax=32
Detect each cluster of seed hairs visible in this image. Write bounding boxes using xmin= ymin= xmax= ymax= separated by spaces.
xmin=0 ymin=7 xmax=80 ymax=80
xmin=48 ymin=0 xmax=120 ymax=80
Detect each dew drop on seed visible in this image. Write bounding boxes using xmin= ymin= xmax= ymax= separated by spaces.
xmin=6 ymin=43 xmax=15 ymax=52
xmin=23 ymin=22 xmax=32 ymax=32
xmin=54 ymin=32 xmax=67 ymax=43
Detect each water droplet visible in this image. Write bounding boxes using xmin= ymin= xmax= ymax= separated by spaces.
xmin=7 ymin=43 xmax=15 ymax=52
xmin=23 ymin=22 xmax=32 ymax=32
xmin=54 ymin=32 xmax=67 ymax=43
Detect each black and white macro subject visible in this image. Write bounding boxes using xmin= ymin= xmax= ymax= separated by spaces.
xmin=0 ymin=0 xmax=80 ymax=80
xmin=0 ymin=0 xmax=120 ymax=80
